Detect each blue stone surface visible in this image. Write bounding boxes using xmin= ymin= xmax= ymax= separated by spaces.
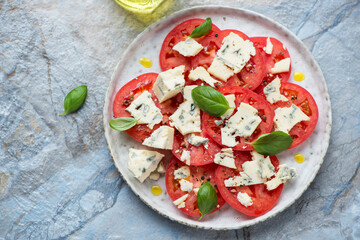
xmin=0 ymin=0 xmax=359 ymax=239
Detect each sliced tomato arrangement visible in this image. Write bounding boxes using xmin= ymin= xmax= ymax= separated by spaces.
xmin=215 ymin=151 xmax=283 ymax=216
xmin=165 ymin=157 xmax=226 ymax=217
xmin=202 ymin=87 xmax=274 ymax=151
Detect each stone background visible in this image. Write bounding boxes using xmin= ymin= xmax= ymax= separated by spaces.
xmin=0 ymin=0 xmax=359 ymax=239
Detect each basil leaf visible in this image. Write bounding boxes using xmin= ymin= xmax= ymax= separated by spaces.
xmin=60 ymin=85 xmax=87 ymax=116
xmin=109 ymin=117 xmax=138 ymax=131
xmin=247 ymin=131 xmax=293 ymax=156
xmin=189 ymin=17 xmax=212 ymax=38
xmin=197 ymin=182 xmax=218 ymax=220
xmin=191 ymin=86 xmax=231 ymax=117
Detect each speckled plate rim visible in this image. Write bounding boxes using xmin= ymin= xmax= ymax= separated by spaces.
xmin=103 ymin=6 xmax=332 ymax=230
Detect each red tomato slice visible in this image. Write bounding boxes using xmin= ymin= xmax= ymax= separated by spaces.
xmin=202 ymin=87 xmax=274 ymax=151
xmin=251 ymin=37 xmax=291 ymax=94
xmin=159 ymin=19 xmax=220 ymax=72
xmin=112 ymin=73 xmax=182 ymax=142
xmin=165 ymin=157 xmax=226 ymax=217
xmin=215 ymin=151 xmax=283 ymax=216
xmin=172 ymin=128 xmax=222 ymax=166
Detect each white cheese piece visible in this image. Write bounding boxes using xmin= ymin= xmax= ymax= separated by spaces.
xmin=153 ymin=65 xmax=185 ymax=103
xmin=270 ymin=58 xmax=291 ymax=74
xmin=142 ymin=126 xmax=174 ymax=150
xmin=224 ymin=173 xmax=253 ymax=187
xmin=127 ymin=148 xmax=164 ymax=183
xmin=263 ymin=77 xmax=288 ymax=104
xmin=188 ymin=66 xmax=220 ymax=87
xmin=157 ymin=161 xmax=166 ymax=174
xmin=173 ymin=38 xmax=203 ymax=57
xmin=237 ymin=192 xmax=253 ymax=207
xmin=263 ymin=37 xmax=273 ymax=55
xmin=188 ymin=133 xmax=209 ymax=147
xmin=126 ymin=90 xmax=163 ymax=129
xmin=173 ymin=194 xmax=188 ymax=208
xmin=250 ymin=151 xmax=276 ymax=179
xmin=265 ymin=164 xmax=297 ymax=190
xmin=207 ymin=57 xmax=234 ymax=82
xmin=215 ymin=119 xmax=224 ymax=126
xmin=216 ymin=32 xmax=256 ymax=73
xmin=214 ymin=148 xmax=236 ymax=169
xmin=274 ymin=104 xmax=310 ymax=133
xmin=221 ymin=103 xmax=262 ymax=147
xmin=179 ymin=179 xmax=193 ymax=192
xmin=193 ymin=187 xmax=200 ymax=195
xmin=149 ymin=172 xmax=160 ymax=181
xmin=174 ymin=166 xmax=190 ymax=179
xmin=241 ymin=160 xmax=266 ymax=185
xmin=180 ymin=150 xmax=191 ymax=165
xmin=169 ymin=86 xmax=201 ymax=135
xmin=221 ymin=94 xmax=236 ymax=119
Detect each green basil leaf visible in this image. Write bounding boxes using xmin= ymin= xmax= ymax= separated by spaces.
xmin=109 ymin=117 xmax=138 ymax=131
xmin=247 ymin=131 xmax=293 ymax=156
xmin=189 ymin=17 xmax=212 ymax=38
xmin=191 ymin=86 xmax=231 ymax=117
xmin=60 ymin=85 xmax=87 ymax=116
xmin=197 ymin=182 xmax=218 ymax=220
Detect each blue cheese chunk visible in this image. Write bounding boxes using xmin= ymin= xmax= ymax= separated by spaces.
xmin=188 ymin=66 xmax=219 ymax=87
xmin=127 ymin=148 xmax=164 ymax=183
xmin=265 ymin=164 xmax=297 ymax=190
xmin=250 ymin=151 xmax=276 ymax=179
xmin=174 ymin=166 xmax=190 ymax=179
xmin=214 ymin=148 xmax=236 ymax=169
xmin=153 ymin=65 xmax=185 ymax=103
xmin=126 ymin=90 xmax=163 ymax=129
xmin=274 ymin=104 xmax=310 ymax=133
xmin=224 ymin=173 xmax=253 ymax=187
xmin=188 ymin=133 xmax=209 ymax=147
xmin=207 ymin=57 xmax=234 ymax=82
xmin=263 ymin=77 xmax=288 ymax=104
xmin=179 ymin=179 xmax=193 ymax=192
xmin=180 ymin=150 xmax=191 ymax=165
xmin=173 ymin=38 xmax=203 ymax=57
xmin=237 ymin=192 xmax=253 ymax=207
xmin=173 ymin=194 xmax=188 ymax=208
xmin=263 ymin=37 xmax=273 ymax=54
xmin=221 ymin=103 xmax=262 ymax=147
xmin=221 ymin=94 xmax=236 ymax=119
xmin=143 ymin=126 xmax=174 ymax=150
xmin=270 ymin=58 xmax=291 ymax=74
xmin=241 ymin=160 xmax=266 ymax=185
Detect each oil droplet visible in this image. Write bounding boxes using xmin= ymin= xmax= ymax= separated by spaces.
xmin=151 ymin=185 xmax=162 ymax=196
xmin=293 ymin=71 xmax=305 ymax=81
xmin=294 ymin=153 xmax=305 ymax=163
xmin=139 ymin=57 xmax=152 ymax=68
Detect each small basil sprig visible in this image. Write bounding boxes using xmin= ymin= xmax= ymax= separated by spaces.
xmin=247 ymin=131 xmax=293 ymax=156
xmin=189 ymin=17 xmax=212 ymax=38
xmin=60 ymin=85 xmax=87 ymax=116
xmin=197 ymin=182 xmax=218 ymax=220
xmin=109 ymin=117 xmax=138 ymax=131
xmin=192 ymin=86 xmax=231 ymax=117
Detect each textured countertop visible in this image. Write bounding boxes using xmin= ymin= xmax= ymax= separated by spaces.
xmin=1 ymin=0 xmax=359 ymax=239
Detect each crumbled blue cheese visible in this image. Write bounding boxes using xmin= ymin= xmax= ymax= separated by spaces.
xmin=127 ymin=148 xmax=164 ymax=183
xmin=274 ymin=104 xmax=310 ymax=133
xmin=126 ymin=90 xmax=163 ymax=129
xmin=241 ymin=160 xmax=266 ymax=185
xmin=263 ymin=37 xmax=273 ymax=54
xmin=224 ymin=173 xmax=253 ymax=187
xmin=221 ymin=94 xmax=236 ymax=119
xmin=221 ymin=103 xmax=262 ymax=147
xmin=149 ymin=172 xmax=160 ymax=181
xmin=179 ymin=179 xmax=193 ymax=192
xmin=173 ymin=38 xmax=203 ymax=57
xmin=173 ymin=194 xmax=188 ymax=208
xmin=188 ymin=66 xmax=220 ymax=87
xmin=180 ymin=150 xmax=191 ymax=165
xmin=237 ymin=192 xmax=253 ymax=207
xmin=188 ymin=133 xmax=209 ymax=147
xmin=157 ymin=161 xmax=166 ymax=174
xmin=270 ymin=58 xmax=291 ymax=74
xmin=193 ymin=187 xmax=200 ymax=195
xmin=142 ymin=126 xmax=174 ymax=150
xmin=174 ymin=166 xmax=190 ymax=179
xmin=265 ymin=164 xmax=297 ymax=190
xmin=153 ymin=65 xmax=185 ymax=103
xmin=207 ymin=57 xmax=234 ymax=82
xmin=263 ymin=77 xmax=288 ymax=104
xmin=214 ymin=148 xmax=236 ymax=169
xmin=215 ymin=119 xmax=224 ymax=126
xmin=250 ymin=151 xmax=276 ymax=179
xmin=169 ymin=86 xmax=201 ymax=135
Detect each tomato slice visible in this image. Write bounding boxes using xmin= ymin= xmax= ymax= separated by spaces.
xmin=165 ymin=157 xmax=226 ymax=217
xmin=112 ymin=73 xmax=182 ymax=142
xmin=172 ymin=128 xmax=222 ymax=166
xmin=215 ymin=151 xmax=283 ymax=216
xmin=159 ymin=19 xmax=220 ymax=72
xmin=202 ymin=87 xmax=274 ymax=151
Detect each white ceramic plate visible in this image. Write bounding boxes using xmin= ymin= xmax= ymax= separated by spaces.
xmin=103 ymin=6 xmax=332 ymax=230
